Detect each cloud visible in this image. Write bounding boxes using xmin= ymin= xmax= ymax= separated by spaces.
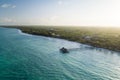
xmin=1 ymin=18 xmax=16 ymax=23
xmin=58 ymin=1 xmax=63 ymax=5
xmin=1 ymin=4 xmax=16 ymax=8
xmin=1 ymin=4 xmax=11 ymax=8
xmin=50 ymin=16 xmax=59 ymax=21
xmin=11 ymin=5 xmax=16 ymax=8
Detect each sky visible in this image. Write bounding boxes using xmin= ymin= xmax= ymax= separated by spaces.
xmin=0 ymin=0 xmax=120 ymax=27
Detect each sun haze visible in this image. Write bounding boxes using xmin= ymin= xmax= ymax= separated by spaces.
xmin=0 ymin=0 xmax=120 ymax=27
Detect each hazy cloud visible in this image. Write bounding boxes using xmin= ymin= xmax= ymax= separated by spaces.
xmin=58 ymin=1 xmax=63 ymax=5
xmin=11 ymin=5 xmax=16 ymax=8
xmin=1 ymin=4 xmax=16 ymax=8
xmin=50 ymin=16 xmax=59 ymax=21
xmin=1 ymin=18 xmax=16 ymax=23
xmin=1 ymin=4 xmax=11 ymax=8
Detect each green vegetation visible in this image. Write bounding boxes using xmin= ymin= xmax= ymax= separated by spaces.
xmin=2 ymin=26 xmax=120 ymax=52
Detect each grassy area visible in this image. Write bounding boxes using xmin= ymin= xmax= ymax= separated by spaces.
xmin=2 ymin=25 xmax=120 ymax=52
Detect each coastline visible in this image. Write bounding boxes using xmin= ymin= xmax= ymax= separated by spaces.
xmin=1 ymin=26 xmax=120 ymax=52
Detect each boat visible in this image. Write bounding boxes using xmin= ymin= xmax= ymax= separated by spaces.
xmin=60 ymin=47 xmax=69 ymax=53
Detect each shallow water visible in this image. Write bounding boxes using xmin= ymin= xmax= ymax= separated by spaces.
xmin=0 ymin=27 xmax=120 ymax=80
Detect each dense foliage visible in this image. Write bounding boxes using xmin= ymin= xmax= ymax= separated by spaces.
xmin=2 ymin=26 xmax=120 ymax=52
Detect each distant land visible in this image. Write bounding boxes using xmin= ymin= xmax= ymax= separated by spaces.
xmin=1 ymin=25 xmax=120 ymax=52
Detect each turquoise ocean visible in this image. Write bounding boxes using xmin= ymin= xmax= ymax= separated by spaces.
xmin=0 ymin=27 xmax=120 ymax=80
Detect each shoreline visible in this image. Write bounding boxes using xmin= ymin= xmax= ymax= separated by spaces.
xmin=20 ymin=29 xmax=118 ymax=52
xmin=1 ymin=26 xmax=120 ymax=52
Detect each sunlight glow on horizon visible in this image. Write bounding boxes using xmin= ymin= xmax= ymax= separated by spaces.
xmin=1 ymin=0 xmax=120 ymax=27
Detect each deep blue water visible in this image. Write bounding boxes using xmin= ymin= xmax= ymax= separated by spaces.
xmin=0 ymin=27 xmax=120 ymax=80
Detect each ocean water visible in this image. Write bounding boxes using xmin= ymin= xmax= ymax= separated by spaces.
xmin=0 ymin=27 xmax=120 ymax=80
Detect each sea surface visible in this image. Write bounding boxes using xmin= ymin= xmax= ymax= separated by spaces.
xmin=0 ymin=27 xmax=120 ymax=80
